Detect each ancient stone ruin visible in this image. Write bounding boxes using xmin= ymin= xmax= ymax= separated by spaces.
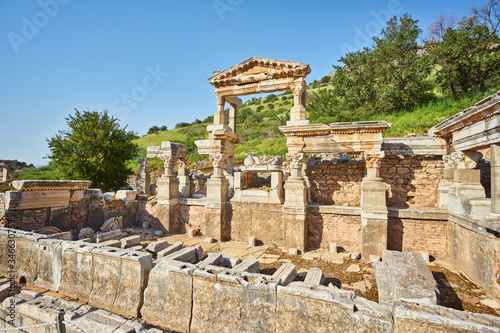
xmin=1 ymin=57 xmax=500 ymax=332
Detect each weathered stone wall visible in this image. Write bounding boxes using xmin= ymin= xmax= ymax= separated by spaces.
xmin=307 ymin=156 xmax=445 ymax=209
xmin=179 ymin=203 xmax=205 ymax=232
xmin=307 ymin=159 xmax=364 ymax=206
xmin=448 ymin=216 xmax=500 ymax=297
xmin=0 ymin=208 xmax=49 ymax=231
xmin=230 ymin=202 xmax=284 ymax=245
xmin=307 ymin=208 xmax=361 ymax=251
xmin=0 ymin=228 xmax=152 ymax=318
xmin=387 ymin=217 xmax=448 ymax=257
xmin=189 ymin=174 xmax=208 ymax=196
xmin=381 ymin=156 xmax=444 ymax=209
xmin=141 ymin=260 xmax=393 ymax=333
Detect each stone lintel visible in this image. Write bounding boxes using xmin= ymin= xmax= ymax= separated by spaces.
xmin=330 ymin=121 xmax=391 ymax=134
xmin=382 ymin=137 xmax=448 ymax=155
xmin=12 ymin=180 xmax=91 ymax=191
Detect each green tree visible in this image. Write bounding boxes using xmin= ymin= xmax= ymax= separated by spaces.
xmin=429 ymin=21 xmax=500 ymax=97
xmin=47 ymin=109 xmax=139 ymax=191
xmin=147 ymin=125 xmax=160 ymax=134
xmin=372 ymin=14 xmax=432 ymax=112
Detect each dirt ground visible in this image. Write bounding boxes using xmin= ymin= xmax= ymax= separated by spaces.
xmin=258 ymin=248 xmax=500 ymax=317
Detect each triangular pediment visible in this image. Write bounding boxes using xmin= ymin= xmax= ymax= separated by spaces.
xmin=208 ymin=57 xmax=311 ymax=88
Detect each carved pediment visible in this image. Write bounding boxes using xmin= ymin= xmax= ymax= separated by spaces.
xmin=208 ymin=57 xmax=311 ymax=88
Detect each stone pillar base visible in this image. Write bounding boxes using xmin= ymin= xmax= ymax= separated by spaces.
xmin=283 ymin=207 xmax=307 ymax=252
xmin=448 ymin=169 xmax=485 ymax=215
xmin=156 ymin=175 xmax=181 ymax=234
xmin=205 ymin=175 xmax=230 ymax=240
xmin=361 ymin=211 xmax=388 ymax=258
xmin=361 ymin=177 xmax=388 ymax=258
xmin=156 ymin=200 xmax=179 ymax=234
xmin=283 ymin=176 xmax=308 ymax=251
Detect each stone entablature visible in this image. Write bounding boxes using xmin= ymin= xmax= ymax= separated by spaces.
xmin=279 ymin=121 xmax=390 ymax=154
xmin=11 ymin=180 xmax=91 ymax=191
xmin=430 ymin=91 xmax=500 ymax=138
xmin=208 ymin=57 xmax=311 ymax=94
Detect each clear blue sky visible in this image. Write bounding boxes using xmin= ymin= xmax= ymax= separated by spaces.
xmin=0 ymin=0 xmax=475 ymax=165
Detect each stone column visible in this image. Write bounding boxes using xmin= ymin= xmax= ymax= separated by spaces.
xmin=136 ymin=158 xmax=150 ymax=195
xmin=214 ymin=95 xmax=227 ymax=126
xmin=1 ymin=166 xmax=7 ymax=182
xmin=178 ymin=163 xmax=191 ymax=198
xmin=156 ymin=155 xmax=181 ymax=234
xmin=205 ymin=153 xmax=230 ymax=240
xmin=492 ymin=144 xmax=500 ymax=214
xmin=438 ymin=155 xmax=455 ymax=209
xmin=361 ymin=152 xmax=387 ymax=258
xmin=447 ymin=151 xmax=485 ymax=215
xmin=228 ymin=103 xmax=237 ymax=133
xmin=287 ymin=81 xmax=309 ymax=126
xmin=283 ymin=152 xmax=308 ymax=252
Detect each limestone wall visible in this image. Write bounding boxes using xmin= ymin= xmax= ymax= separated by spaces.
xmin=307 ymin=156 xmax=445 ymax=209
xmin=307 ymin=159 xmax=364 ymax=206
xmin=141 ymin=260 xmax=393 ymax=333
xmin=387 ymin=217 xmax=448 ymax=257
xmin=0 ymin=228 xmax=152 ymax=318
xmin=307 ymin=207 xmax=361 ymax=251
xmin=448 ymin=216 xmax=500 ymax=297
xmin=230 ymin=202 xmax=285 ymax=245
xmin=381 ymin=156 xmax=444 ymax=209
xmin=179 ymin=202 xmax=206 ymax=232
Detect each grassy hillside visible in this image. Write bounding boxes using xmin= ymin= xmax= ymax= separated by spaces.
xmin=135 ymin=86 xmax=499 ymax=168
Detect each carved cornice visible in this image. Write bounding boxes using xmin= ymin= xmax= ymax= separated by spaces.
xmin=279 ymin=123 xmax=331 ymax=137
xmin=12 ymin=180 xmax=91 ymax=191
xmin=330 ymin=121 xmax=391 ymax=134
xmin=208 ymin=57 xmax=311 ymax=88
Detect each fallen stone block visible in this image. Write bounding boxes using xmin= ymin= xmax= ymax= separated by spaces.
xmin=49 ymin=231 xmax=73 ymax=241
xmin=249 ymin=236 xmax=256 ymax=247
xmin=375 ymin=250 xmax=439 ymax=307
xmin=223 ymin=256 xmax=242 ymax=268
xmin=419 ymin=250 xmax=430 ymax=262
xmin=369 ymin=255 xmax=380 ymax=263
xmin=146 ymin=240 xmax=169 ymax=253
xmin=164 ymin=247 xmax=197 ymax=263
xmin=304 ymin=267 xmax=325 ymax=285
xmin=76 ymin=237 xmax=92 ymax=243
xmin=128 ymin=245 xmax=144 ymax=252
xmin=188 ymin=228 xmax=197 ymax=237
xmin=199 ymin=253 xmax=224 ymax=267
xmin=273 ymin=263 xmax=297 ymax=286
xmin=330 ymin=242 xmax=337 ymax=253
xmin=120 ymin=235 xmax=141 ymax=248
xmin=98 ymin=240 xmax=121 ymax=248
xmin=204 ymin=237 xmax=215 ymax=243
xmin=351 ymin=252 xmax=361 ymax=260
xmin=115 ymin=190 xmax=136 ymax=201
xmin=194 ymin=245 xmax=204 ymax=261
xmin=157 ymin=242 xmax=184 ymax=258
xmin=233 ymin=259 xmax=260 ymax=273
xmin=288 ymin=248 xmax=299 ymax=255
xmin=96 ymin=229 xmax=122 ymax=243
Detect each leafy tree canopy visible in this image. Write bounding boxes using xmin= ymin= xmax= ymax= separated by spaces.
xmin=47 ymin=109 xmax=139 ymax=191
